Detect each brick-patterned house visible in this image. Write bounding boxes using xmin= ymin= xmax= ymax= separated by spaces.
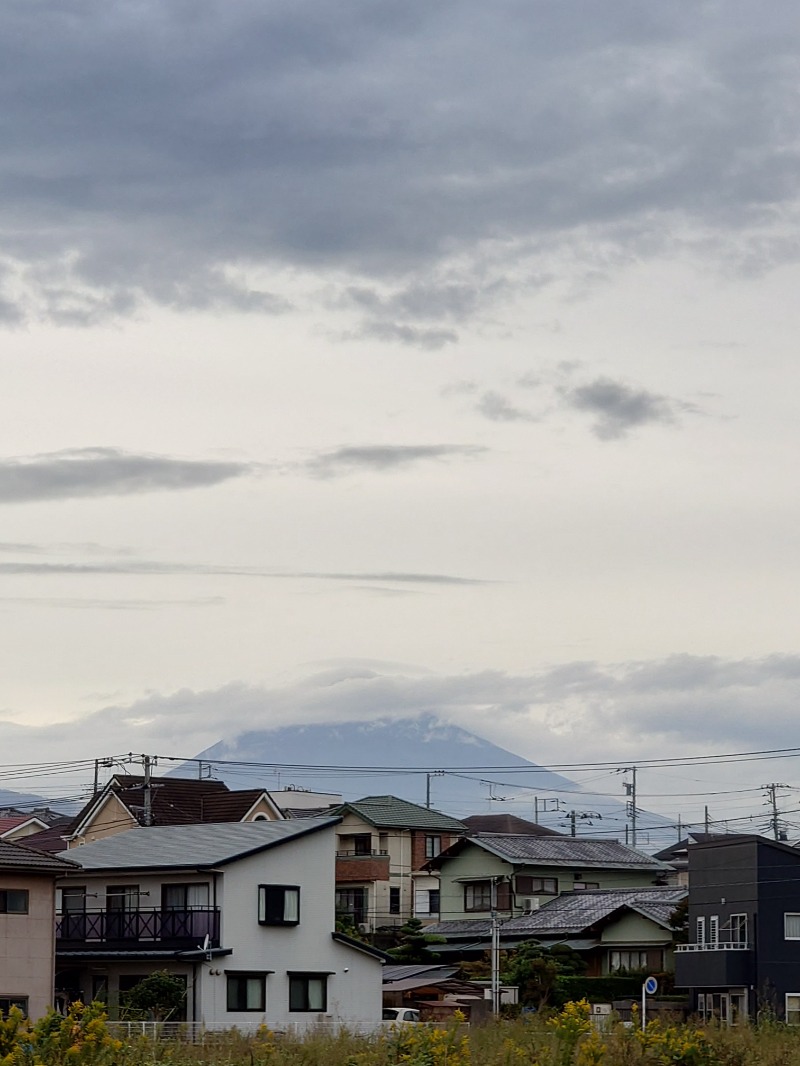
xmin=331 ymin=796 xmax=466 ymax=933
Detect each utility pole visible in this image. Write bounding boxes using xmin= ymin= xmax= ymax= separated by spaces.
xmin=490 ymin=878 xmax=501 ymax=1015
xmin=704 ymin=806 xmax=709 ymax=834
xmin=143 ymin=754 xmax=154 ymax=827
xmin=624 ymin=767 xmax=637 ymax=848
xmin=763 ymin=783 xmax=789 ymax=841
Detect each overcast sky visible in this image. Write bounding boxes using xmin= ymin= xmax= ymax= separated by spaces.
xmin=3 ymin=1 xmax=800 ymax=824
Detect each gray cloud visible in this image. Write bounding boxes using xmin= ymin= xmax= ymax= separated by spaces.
xmin=562 ymin=376 xmax=692 ymax=439
xmin=476 ymin=391 xmax=536 ymax=423
xmin=306 ymin=443 xmax=486 ymax=477
xmin=0 ymin=558 xmax=486 ymax=586
xmin=0 ymin=596 xmax=224 ymax=610
xmin=354 ymin=320 xmax=458 ymax=350
xmin=0 ymin=448 xmax=254 ymax=503
xmin=1 ymin=3 xmax=799 ymax=324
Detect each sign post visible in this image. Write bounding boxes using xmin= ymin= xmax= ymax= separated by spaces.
xmin=641 ymin=975 xmax=658 ymax=1030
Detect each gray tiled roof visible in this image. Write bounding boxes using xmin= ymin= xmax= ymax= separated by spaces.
xmin=425 ymin=887 xmax=686 ymax=940
xmin=56 ymin=816 xmax=339 ymax=872
xmin=463 ymin=835 xmax=671 ymax=870
xmin=335 ymin=795 xmax=466 ymax=832
xmin=0 ymin=838 xmax=78 ymax=873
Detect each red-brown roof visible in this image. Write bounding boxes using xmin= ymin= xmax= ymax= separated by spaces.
xmin=461 ymin=814 xmax=564 ymax=836
xmin=67 ymin=775 xmax=277 ymax=835
xmin=0 ymin=816 xmax=28 ymax=834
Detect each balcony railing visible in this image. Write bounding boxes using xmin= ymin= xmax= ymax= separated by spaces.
xmin=335 ymin=850 xmax=389 ymax=858
xmin=57 ymin=908 xmax=220 ymax=947
xmin=675 ymin=942 xmax=749 ymax=952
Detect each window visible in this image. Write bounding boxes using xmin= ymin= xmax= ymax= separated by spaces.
xmin=729 ymin=913 xmax=748 ymax=945
xmin=353 ymin=835 xmax=371 ymax=856
xmin=414 ymin=888 xmax=440 ymax=917
xmin=258 ymin=885 xmax=300 ymax=925
xmin=787 ymin=994 xmax=800 ymax=1025
xmin=425 ymin=836 xmax=442 ymax=859
xmin=709 ymin=915 xmax=719 ymax=945
xmin=336 ymin=887 xmax=366 ymax=925
xmin=785 ymin=913 xmax=800 ymax=940
xmin=227 ymin=973 xmax=267 ymax=1012
xmin=572 ymin=882 xmax=600 ymax=892
xmin=696 ymin=916 xmax=706 ymax=944
xmin=464 ymin=881 xmax=492 ymax=912
xmin=516 ymin=876 xmax=558 ymax=896
xmin=0 ymin=890 xmax=28 ymax=914
xmin=389 ymin=886 xmax=400 ymax=914
xmin=609 ymin=950 xmax=649 ymax=972
xmin=464 ymin=880 xmax=510 ymax=912
xmin=0 ymin=997 xmax=27 ymax=1017
xmin=162 ymin=883 xmax=210 ymax=910
xmin=288 ymin=973 xmax=328 ymax=1012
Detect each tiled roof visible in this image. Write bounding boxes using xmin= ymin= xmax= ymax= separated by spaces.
xmin=68 ymin=775 xmax=277 ymax=834
xmin=0 ymin=816 xmax=29 ymax=833
xmin=16 ymin=822 xmax=72 ymax=853
xmin=462 ymin=814 xmax=563 ymax=837
xmin=56 ymin=816 xmax=340 ymax=872
xmin=425 ymin=887 xmax=686 ymax=940
xmin=335 ymin=795 xmax=466 ymax=832
xmin=0 ymin=838 xmax=78 ymax=872
xmin=435 ymin=835 xmax=671 ymax=870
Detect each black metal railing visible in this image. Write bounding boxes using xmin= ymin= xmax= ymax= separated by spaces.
xmin=57 ymin=908 xmax=220 ymax=946
xmin=335 ymin=850 xmax=389 ymax=858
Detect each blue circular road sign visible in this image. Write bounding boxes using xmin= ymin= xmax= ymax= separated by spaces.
xmin=644 ymin=976 xmax=658 ymax=996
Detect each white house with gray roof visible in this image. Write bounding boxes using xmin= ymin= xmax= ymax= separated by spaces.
xmin=54 ymin=817 xmax=384 ymax=1032
xmin=426 ymin=834 xmax=672 ymax=926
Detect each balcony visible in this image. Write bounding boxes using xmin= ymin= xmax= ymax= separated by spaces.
xmin=335 ymin=851 xmax=390 ymax=883
xmin=56 ymin=908 xmax=220 ymax=950
xmin=674 ymin=942 xmax=754 ymax=988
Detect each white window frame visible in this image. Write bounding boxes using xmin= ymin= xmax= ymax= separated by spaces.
xmin=785 ymin=913 xmax=800 ymax=940
xmin=696 ymin=916 xmax=706 ymax=944
xmin=787 ymin=993 xmax=800 ymax=1025
xmin=709 ymin=914 xmax=719 ymax=945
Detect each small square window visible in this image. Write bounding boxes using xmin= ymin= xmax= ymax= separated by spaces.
xmin=258 ymin=885 xmax=300 ymax=925
xmin=289 ymin=973 xmax=328 ymax=1012
xmin=226 ymin=974 xmax=266 ymax=1012
xmin=787 ymin=994 xmax=800 ymax=1025
xmin=785 ymin=913 xmax=800 ymax=940
xmin=0 ymin=890 xmax=29 ymax=914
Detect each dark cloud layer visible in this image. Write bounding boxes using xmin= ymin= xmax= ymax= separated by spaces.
xmin=0 ymin=448 xmax=253 ymax=503
xmin=1 ymin=2 xmax=799 ymax=327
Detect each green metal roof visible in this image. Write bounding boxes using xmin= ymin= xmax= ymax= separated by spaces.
xmin=334 ymin=795 xmax=467 ymax=832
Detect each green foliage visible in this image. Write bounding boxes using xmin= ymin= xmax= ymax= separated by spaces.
xmin=0 ymin=1001 xmax=121 ymax=1066
xmin=556 ymin=974 xmax=650 ymax=1006
xmin=501 ymin=941 xmax=586 ymax=1008
xmin=387 ymin=917 xmax=445 ymax=963
xmin=122 ymin=970 xmax=186 ymax=1021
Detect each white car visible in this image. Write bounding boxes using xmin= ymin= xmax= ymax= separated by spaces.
xmin=382 ymin=1007 xmax=421 ymax=1025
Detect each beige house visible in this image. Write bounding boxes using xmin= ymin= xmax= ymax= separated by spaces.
xmin=332 ymin=796 xmax=466 ymax=933
xmin=63 ymin=774 xmax=284 ymax=848
xmin=0 ymin=839 xmax=77 ymax=1019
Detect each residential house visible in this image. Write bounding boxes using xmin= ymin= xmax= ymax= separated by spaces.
xmin=382 ymin=962 xmax=491 ymax=1023
xmin=54 ymin=817 xmax=384 ymax=1031
xmin=653 ymin=833 xmax=723 ymax=887
xmin=674 ymin=833 xmax=800 ymax=1024
xmin=0 ymin=839 xmax=77 ymax=1019
xmin=63 ymin=775 xmax=284 ymax=848
xmin=332 ymin=796 xmax=466 ymax=932
xmin=427 ymin=835 xmax=672 ymax=927
xmin=426 ymin=886 xmax=687 ymax=973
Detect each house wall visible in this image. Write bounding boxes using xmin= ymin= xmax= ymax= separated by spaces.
xmin=335 ymin=813 xmax=416 ymax=930
xmin=204 ymin=828 xmax=382 ymax=1031
xmin=0 ymin=872 xmax=57 ymax=1020
xmin=241 ymin=796 xmax=282 ymax=821
xmin=438 ymin=844 xmax=666 ymax=922
xmin=68 ymin=794 xmax=137 ymax=848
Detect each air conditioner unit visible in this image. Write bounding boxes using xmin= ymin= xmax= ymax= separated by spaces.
xmin=592 ymin=1003 xmax=612 ymax=1016
xmin=357 ymin=923 xmax=370 ymax=934
xmin=521 ymin=897 xmax=540 ymax=913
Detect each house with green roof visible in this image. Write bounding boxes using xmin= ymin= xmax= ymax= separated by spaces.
xmin=331 ymin=796 xmax=466 ymax=933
